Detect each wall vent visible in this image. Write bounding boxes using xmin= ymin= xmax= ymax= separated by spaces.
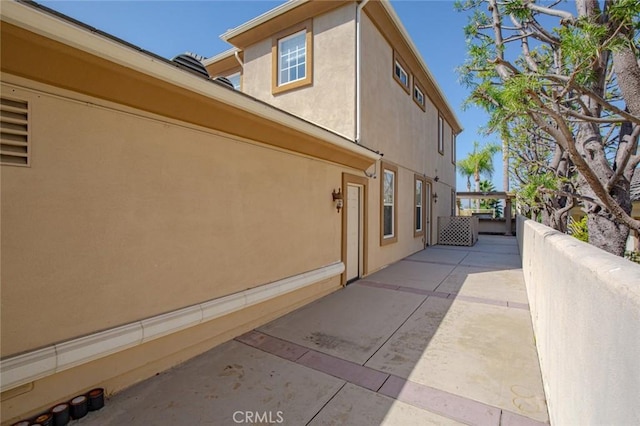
xmin=1 ymin=97 xmax=29 ymax=167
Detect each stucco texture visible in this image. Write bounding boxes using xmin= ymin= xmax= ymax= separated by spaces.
xmin=0 ymin=82 xmax=349 ymax=356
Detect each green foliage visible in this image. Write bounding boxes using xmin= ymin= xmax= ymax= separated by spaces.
xmin=457 ymin=141 xmax=501 ymax=187
xmin=515 ymin=171 xmax=560 ymax=215
xmin=479 ymin=180 xmax=503 ymax=217
xmin=568 ymin=216 xmax=589 ymax=242
xmin=624 ymin=251 xmax=640 ymax=264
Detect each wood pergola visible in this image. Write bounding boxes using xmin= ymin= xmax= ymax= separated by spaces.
xmin=456 ymin=192 xmax=516 ymax=236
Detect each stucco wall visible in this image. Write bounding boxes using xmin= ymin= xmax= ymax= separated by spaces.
xmin=360 ymin=14 xmax=455 ymax=185
xmin=517 ymin=216 xmax=640 ymax=425
xmin=359 ymin=13 xmax=455 ymax=261
xmin=0 ymin=81 xmax=349 ymax=357
xmin=241 ymin=4 xmax=357 ymax=139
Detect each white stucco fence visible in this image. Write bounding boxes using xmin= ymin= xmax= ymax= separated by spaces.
xmin=516 ymin=216 xmax=640 ymax=425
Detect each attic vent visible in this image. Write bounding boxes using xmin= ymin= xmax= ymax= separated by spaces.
xmin=214 ymin=77 xmax=235 ymax=90
xmin=171 ymin=54 xmax=210 ymax=79
xmin=1 ymin=97 xmax=29 ymax=167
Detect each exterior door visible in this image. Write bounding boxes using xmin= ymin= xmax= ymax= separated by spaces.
xmin=346 ymin=184 xmax=364 ymax=283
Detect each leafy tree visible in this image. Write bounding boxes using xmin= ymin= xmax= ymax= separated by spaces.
xmin=479 ymin=180 xmax=504 ymax=217
xmin=457 ymin=141 xmax=501 ymax=209
xmin=456 ymin=0 xmax=640 ymax=256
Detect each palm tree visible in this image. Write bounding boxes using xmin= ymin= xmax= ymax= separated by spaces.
xmin=457 ymin=141 xmax=500 ymax=209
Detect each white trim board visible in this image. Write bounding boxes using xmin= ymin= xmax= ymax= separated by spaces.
xmin=0 ymin=262 xmax=344 ymax=392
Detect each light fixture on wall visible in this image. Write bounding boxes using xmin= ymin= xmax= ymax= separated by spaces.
xmin=434 ymin=168 xmax=439 ymax=182
xmin=433 ymin=192 xmax=438 ymax=203
xmin=332 ymin=188 xmax=344 ymax=213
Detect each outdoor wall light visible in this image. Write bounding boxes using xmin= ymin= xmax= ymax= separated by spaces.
xmin=433 ymin=192 xmax=439 ymax=203
xmin=434 ymin=175 xmax=440 ymax=182
xmin=332 ymin=188 xmax=344 ymax=213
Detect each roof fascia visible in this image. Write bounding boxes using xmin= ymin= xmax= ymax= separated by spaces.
xmin=1 ymin=1 xmax=380 ymax=169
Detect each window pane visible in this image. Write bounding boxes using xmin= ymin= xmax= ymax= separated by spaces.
xmin=416 ymin=206 xmax=422 ymax=231
xmin=416 ymin=181 xmax=422 ymax=206
xmin=384 ymin=206 xmax=393 ymax=237
xmin=278 ymin=31 xmax=306 ymax=85
xmin=384 ymin=171 xmax=394 ymax=204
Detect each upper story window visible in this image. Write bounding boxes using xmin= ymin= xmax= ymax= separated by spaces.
xmin=438 ymin=115 xmax=444 ymax=155
xmin=278 ymin=31 xmax=306 ymax=85
xmin=393 ymin=51 xmax=410 ymax=94
xmin=272 ymin=21 xmax=313 ymax=95
xmin=413 ymin=82 xmax=426 ymax=111
xmin=227 ymin=72 xmax=241 ymax=90
xmin=451 ymin=133 xmax=456 ymax=164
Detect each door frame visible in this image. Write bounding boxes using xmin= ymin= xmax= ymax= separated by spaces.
xmin=341 ymin=173 xmax=369 ymax=286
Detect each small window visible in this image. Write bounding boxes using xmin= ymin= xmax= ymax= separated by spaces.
xmin=227 ymin=72 xmax=241 ymax=90
xmin=451 ymin=133 xmax=456 ymax=164
xmin=413 ymin=83 xmax=426 ymax=111
xmin=393 ymin=52 xmax=410 ymax=94
xmin=415 ymin=177 xmax=425 ymax=237
xmin=1 ymin=97 xmax=29 ymax=167
xmin=395 ymin=62 xmax=408 ymax=86
xmin=438 ymin=115 xmax=444 ymax=155
xmin=381 ymin=162 xmax=398 ymax=245
xmin=272 ymin=21 xmax=313 ymax=95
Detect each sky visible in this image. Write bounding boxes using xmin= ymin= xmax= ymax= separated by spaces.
xmin=38 ymin=0 xmax=501 ymax=192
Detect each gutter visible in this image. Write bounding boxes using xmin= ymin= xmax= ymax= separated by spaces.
xmin=221 ymin=0 xmax=309 ymax=42
xmin=3 ymin=0 xmax=380 ymax=164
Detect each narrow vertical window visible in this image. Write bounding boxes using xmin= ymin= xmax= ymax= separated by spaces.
xmin=438 ymin=115 xmax=444 ymax=155
xmin=383 ymin=170 xmax=395 ymax=237
xmin=451 ymin=133 xmax=456 ymax=164
xmin=380 ymin=163 xmax=398 ymax=245
xmin=415 ymin=179 xmax=424 ymax=234
xmin=413 ymin=83 xmax=426 ymax=111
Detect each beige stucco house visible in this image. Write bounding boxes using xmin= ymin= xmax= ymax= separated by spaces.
xmin=0 ymin=0 xmax=461 ymax=422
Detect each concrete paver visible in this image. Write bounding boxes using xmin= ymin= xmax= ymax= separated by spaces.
xmin=78 ymin=340 xmax=344 ymax=425
xmin=73 ymin=236 xmax=548 ymax=425
xmin=257 ymin=284 xmax=425 ymax=364
xmin=366 ymin=297 xmax=548 ymax=422
xmin=435 ymin=266 xmax=529 ymax=304
xmin=309 ymin=383 xmax=463 ymax=426
xmin=365 ymin=260 xmax=455 ymax=291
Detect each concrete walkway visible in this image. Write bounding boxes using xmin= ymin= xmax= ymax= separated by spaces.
xmin=77 ymin=236 xmax=548 ymax=425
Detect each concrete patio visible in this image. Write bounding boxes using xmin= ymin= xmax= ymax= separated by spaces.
xmin=76 ymin=236 xmax=548 ymax=425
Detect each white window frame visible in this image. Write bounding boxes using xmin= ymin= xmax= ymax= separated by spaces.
xmin=438 ymin=115 xmax=444 ymax=155
xmin=383 ymin=169 xmax=395 ymax=238
xmin=415 ymin=179 xmax=423 ymax=234
xmin=395 ymin=61 xmax=408 ymax=87
xmin=277 ymin=30 xmax=307 ymax=87
xmin=414 ymin=86 xmax=425 ymax=107
xmin=381 ymin=163 xmax=398 ymax=246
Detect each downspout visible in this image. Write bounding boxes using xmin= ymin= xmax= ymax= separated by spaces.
xmin=357 ymin=0 xmax=376 ymax=178
xmin=355 ymin=0 xmax=370 ymax=144
xmin=234 ymin=50 xmax=244 ymax=69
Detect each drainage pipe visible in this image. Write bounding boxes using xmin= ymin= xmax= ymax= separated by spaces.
xmin=355 ymin=0 xmax=370 ymax=145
